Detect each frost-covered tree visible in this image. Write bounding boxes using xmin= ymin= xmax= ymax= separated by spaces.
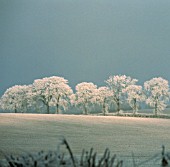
xmin=26 ymin=85 xmax=43 ymax=113
xmin=49 ymin=77 xmax=73 ymax=114
xmin=124 ymin=85 xmax=145 ymax=115
xmin=32 ymin=76 xmax=73 ymax=114
xmin=0 ymin=85 xmax=32 ymax=113
xmin=32 ymin=78 xmax=51 ymax=114
xmin=96 ymin=87 xmax=113 ymax=115
xmin=144 ymin=77 xmax=170 ymax=115
xmin=105 ymin=75 xmax=138 ymax=114
xmin=21 ymin=85 xmax=33 ymax=112
xmin=74 ymin=82 xmax=98 ymax=115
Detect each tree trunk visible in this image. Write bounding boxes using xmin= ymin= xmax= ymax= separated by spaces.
xmin=155 ymin=102 xmax=158 ymax=116
xmin=103 ymin=99 xmax=106 ymax=116
xmin=56 ymin=96 xmax=60 ymax=114
xmin=14 ymin=108 xmax=17 ymax=113
xmin=133 ymin=99 xmax=137 ymax=115
xmin=117 ymin=98 xmax=120 ymax=114
xmin=47 ymin=104 xmax=50 ymax=114
xmin=103 ymin=104 xmax=106 ymax=116
xmin=56 ymin=103 xmax=59 ymax=114
xmin=84 ymin=105 xmax=88 ymax=115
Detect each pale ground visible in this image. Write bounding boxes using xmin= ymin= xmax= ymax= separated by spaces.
xmin=0 ymin=113 xmax=170 ymax=166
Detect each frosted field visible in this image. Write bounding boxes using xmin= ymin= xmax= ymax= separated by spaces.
xmin=0 ymin=114 xmax=170 ymax=166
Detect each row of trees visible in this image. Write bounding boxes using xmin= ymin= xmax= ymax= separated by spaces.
xmin=0 ymin=75 xmax=169 ymax=115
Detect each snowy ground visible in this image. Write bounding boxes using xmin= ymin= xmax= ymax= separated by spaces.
xmin=0 ymin=113 xmax=170 ymax=166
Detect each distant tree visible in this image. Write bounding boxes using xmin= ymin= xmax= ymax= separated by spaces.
xmin=96 ymin=87 xmax=113 ymax=115
xmin=32 ymin=76 xmax=73 ymax=114
xmin=21 ymin=85 xmax=33 ymax=112
xmin=73 ymin=82 xmax=97 ymax=115
xmin=49 ymin=77 xmax=73 ymax=114
xmin=27 ymin=86 xmax=43 ymax=113
xmin=0 ymin=85 xmax=31 ymax=113
xmin=105 ymin=75 xmax=138 ymax=114
xmin=144 ymin=77 xmax=170 ymax=115
xmin=32 ymin=78 xmax=51 ymax=114
xmin=124 ymin=85 xmax=145 ymax=115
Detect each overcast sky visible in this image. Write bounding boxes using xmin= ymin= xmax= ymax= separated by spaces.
xmin=1 ymin=0 xmax=170 ymax=95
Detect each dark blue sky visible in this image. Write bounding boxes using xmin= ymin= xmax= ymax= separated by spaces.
xmin=1 ymin=0 xmax=170 ymax=96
